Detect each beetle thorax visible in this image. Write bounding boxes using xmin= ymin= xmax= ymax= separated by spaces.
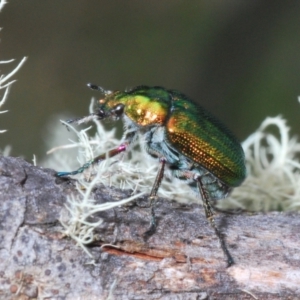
xmin=121 ymin=96 xmax=169 ymax=127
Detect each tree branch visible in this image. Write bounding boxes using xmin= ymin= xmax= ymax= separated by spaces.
xmin=0 ymin=156 xmax=298 ymax=299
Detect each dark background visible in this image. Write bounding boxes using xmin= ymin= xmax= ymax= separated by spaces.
xmin=1 ymin=1 xmax=300 ymax=163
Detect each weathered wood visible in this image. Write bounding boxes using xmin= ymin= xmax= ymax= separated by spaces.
xmin=0 ymin=156 xmax=299 ymax=299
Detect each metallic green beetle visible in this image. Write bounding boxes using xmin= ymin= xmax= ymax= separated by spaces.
xmin=57 ymin=84 xmax=246 ymax=266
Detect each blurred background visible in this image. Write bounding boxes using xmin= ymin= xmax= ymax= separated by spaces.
xmin=1 ymin=0 xmax=300 ymax=165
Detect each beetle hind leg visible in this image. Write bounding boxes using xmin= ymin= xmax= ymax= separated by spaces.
xmin=196 ymin=176 xmax=234 ymax=267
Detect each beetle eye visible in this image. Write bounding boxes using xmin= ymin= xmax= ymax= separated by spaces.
xmin=113 ymin=104 xmax=125 ymax=117
xmin=96 ymin=109 xmax=105 ymax=119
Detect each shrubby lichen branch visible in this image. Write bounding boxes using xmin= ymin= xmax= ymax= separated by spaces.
xmin=0 ymin=56 xmax=27 ymax=133
xmin=223 ymin=116 xmax=300 ymax=211
xmin=47 ymin=97 xmax=300 ymax=256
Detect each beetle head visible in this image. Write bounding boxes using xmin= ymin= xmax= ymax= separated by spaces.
xmin=65 ymin=84 xmax=125 ymax=126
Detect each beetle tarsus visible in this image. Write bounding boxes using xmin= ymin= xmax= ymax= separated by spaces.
xmin=56 ymin=144 xmax=128 ymax=177
xmin=143 ymin=204 xmax=157 ymax=237
xmin=56 ymin=161 xmax=92 ymax=177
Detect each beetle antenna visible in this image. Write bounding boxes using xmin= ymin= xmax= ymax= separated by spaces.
xmin=65 ymin=113 xmax=98 ymax=126
xmin=87 ymin=83 xmax=112 ymax=95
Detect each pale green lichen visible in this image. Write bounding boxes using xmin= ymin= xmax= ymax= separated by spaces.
xmin=0 ymin=0 xmax=27 ymax=137
xmin=0 ymin=57 xmax=27 ymax=134
xmin=46 ymin=97 xmax=300 ymax=256
xmin=223 ymin=116 xmax=300 ymax=211
xmin=0 ymin=0 xmax=7 ymax=11
xmin=59 ymin=167 xmax=145 ymax=258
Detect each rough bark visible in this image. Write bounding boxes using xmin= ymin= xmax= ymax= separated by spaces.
xmin=0 ymin=156 xmax=299 ymax=299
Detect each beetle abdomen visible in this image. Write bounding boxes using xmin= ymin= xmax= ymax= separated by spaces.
xmin=166 ymin=90 xmax=246 ymax=187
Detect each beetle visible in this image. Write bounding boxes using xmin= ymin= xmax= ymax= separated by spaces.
xmin=57 ymin=84 xmax=246 ymax=266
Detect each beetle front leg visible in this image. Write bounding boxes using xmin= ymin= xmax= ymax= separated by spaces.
xmin=56 ymin=129 xmax=137 ymax=177
xmin=196 ymin=176 xmax=234 ymax=267
xmin=56 ymin=144 xmax=128 ymax=177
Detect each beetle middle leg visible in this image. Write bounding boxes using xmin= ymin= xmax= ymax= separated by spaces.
xmin=143 ymin=157 xmax=166 ymax=237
